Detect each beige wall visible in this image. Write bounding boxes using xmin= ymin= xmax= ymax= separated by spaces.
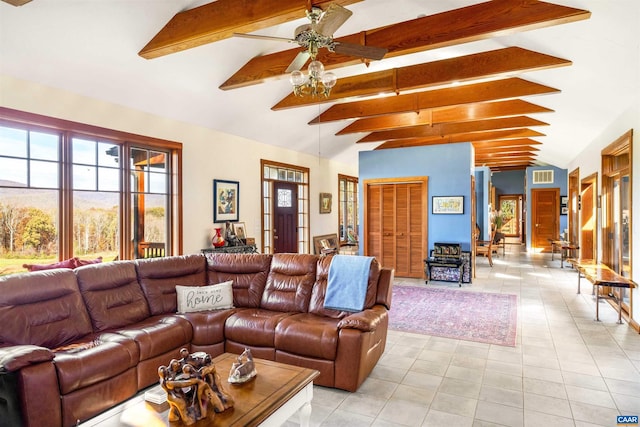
xmin=566 ymin=102 xmax=640 ymax=320
xmin=0 ymin=75 xmax=357 ymax=255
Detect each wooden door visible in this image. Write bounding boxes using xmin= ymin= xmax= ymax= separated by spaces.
xmin=273 ymin=181 xmax=298 ymax=253
xmin=580 ymin=179 xmax=596 ymax=260
xmin=365 ymin=178 xmax=426 ymax=277
xmin=531 ymin=188 xmax=559 ymax=252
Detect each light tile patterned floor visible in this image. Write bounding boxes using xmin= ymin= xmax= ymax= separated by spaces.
xmin=283 ymin=245 xmax=640 ymax=427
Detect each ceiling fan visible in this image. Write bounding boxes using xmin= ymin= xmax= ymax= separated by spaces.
xmin=233 ymin=4 xmax=388 ymax=73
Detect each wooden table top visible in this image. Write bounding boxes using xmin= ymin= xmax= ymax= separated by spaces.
xmin=571 ymin=260 xmax=635 ymax=288
xmin=117 ymin=353 xmax=319 ymax=427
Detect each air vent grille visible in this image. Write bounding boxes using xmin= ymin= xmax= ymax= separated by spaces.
xmin=532 ymin=170 xmax=554 ymax=184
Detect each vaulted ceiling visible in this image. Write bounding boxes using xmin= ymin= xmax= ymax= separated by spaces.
xmin=1 ymin=1 xmax=638 ymax=171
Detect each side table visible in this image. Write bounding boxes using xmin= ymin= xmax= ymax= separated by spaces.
xmin=202 ymin=244 xmax=258 ymax=254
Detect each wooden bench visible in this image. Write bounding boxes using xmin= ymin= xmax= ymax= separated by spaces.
xmin=568 ymin=258 xmax=636 ymax=324
xmin=424 ymin=242 xmax=464 ymax=286
xmin=549 ymin=239 xmax=579 ymax=268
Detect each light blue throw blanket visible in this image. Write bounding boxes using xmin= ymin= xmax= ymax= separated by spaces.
xmin=324 ymin=255 xmax=374 ymax=312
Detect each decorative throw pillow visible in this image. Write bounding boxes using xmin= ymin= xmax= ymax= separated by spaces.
xmin=23 ymin=257 xmax=77 ymax=272
xmin=75 ymin=256 xmax=103 ymax=266
xmin=176 ymin=281 xmax=234 ymax=313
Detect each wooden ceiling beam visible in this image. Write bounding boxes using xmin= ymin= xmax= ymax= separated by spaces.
xmin=309 ymin=78 xmax=559 ymax=123
xmin=273 ymin=47 xmax=570 ymax=110
xmin=473 ymin=138 xmax=542 ymax=148
xmin=374 ymin=129 xmax=546 ymax=149
xmin=475 ymin=146 xmax=540 ymax=154
xmin=476 ymin=153 xmax=536 ymax=160
xmin=335 ymin=99 xmax=552 ymax=135
xmin=221 ymin=0 xmax=589 ymax=89
xmin=139 ymin=0 xmax=363 ymax=59
xmin=357 ymin=116 xmax=548 ymax=143
xmin=490 ymin=165 xmax=532 ymax=171
xmin=1 ymin=0 xmax=32 ymax=5
xmin=478 ymin=159 xmax=536 ymax=166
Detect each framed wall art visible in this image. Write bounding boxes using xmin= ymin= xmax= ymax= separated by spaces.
xmin=213 ymin=179 xmax=239 ymax=223
xmin=312 ymin=233 xmax=339 ymax=255
xmin=560 ymin=195 xmax=568 ymax=215
xmin=432 ymin=196 xmax=464 ymax=214
xmin=319 ymin=192 xmax=332 ymax=214
xmin=233 ymin=222 xmax=247 ymax=241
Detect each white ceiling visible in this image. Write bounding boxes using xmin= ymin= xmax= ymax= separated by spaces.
xmin=1 ymin=0 xmax=638 ymax=168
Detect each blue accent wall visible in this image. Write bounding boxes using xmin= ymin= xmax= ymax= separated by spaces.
xmin=359 ymin=144 xmax=473 ymax=251
xmin=492 ymin=170 xmax=525 ymax=196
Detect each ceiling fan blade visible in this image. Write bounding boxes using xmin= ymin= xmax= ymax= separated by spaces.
xmin=232 ymin=33 xmax=295 ymax=43
xmin=333 ymin=42 xmax=388 ymax=60
xmin=316 ymin=4 xmax=353 ymax=36
xmin=286 ymin=51 xmax=311 ymax=73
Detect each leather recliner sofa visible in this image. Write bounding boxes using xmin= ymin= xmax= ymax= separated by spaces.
xmin=0 ymin=252 xmax=394 ymax=427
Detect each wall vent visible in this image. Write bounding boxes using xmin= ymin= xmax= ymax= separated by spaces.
xmin=532 ymin=170 xmax=554 ymax=184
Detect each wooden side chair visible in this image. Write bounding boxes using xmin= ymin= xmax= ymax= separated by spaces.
xmin=475 ymin=227 xmax=496 ymax=267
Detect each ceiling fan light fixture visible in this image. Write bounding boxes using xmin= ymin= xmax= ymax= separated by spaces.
xmin=290 ymin=58 xmax=335 ymax=98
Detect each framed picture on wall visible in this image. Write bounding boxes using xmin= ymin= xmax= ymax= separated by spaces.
xmin=319 ymin=192 xmax=332 ymax=214
xmin=560 ymin=195 xmax=568 ymax=215
xmin=432 ymin=196 xmax=464 ymax=214
xmin=213 ymin=179 xmax=239 ymax=223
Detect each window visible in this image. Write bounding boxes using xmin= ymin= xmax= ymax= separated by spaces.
xmin=601 ymin=129 xmax=633 ymax=316
xmin=338 ymin=174 xmax=358 ymax=244
xmin=0 ymin=107 xmax=182 ymax=275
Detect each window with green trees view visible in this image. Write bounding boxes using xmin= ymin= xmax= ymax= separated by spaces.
xmin=0 ymin=109 xmax=182 ymax=276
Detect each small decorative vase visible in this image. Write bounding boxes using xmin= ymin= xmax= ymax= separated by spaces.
xmin=212 ymin=227 xmax=225 ymax=247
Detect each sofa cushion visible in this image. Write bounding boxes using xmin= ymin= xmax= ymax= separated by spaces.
xmin=275 ymin=313 xmax=339 ymax=360
xmin=260 ymin=253 xmax=317 ymax=313
xmin=0 ymin=269 xmax=94 ymax=348
xmin=115 ymin=315 xmax=192 ymax=361
xmin=206 ymin=253 xmax=272 ymax=308
xmin=224 ymin=309 xmax=292 ymax=348
xmin=176 ymin=281 xmax=234 ymax=313
xmin=136 ymin=254 xmax=208 ymax=315
xmin=74 ymin=261 xmax=150 ymax=331
xmin=52 ymin=332 xmax=139 ymax=395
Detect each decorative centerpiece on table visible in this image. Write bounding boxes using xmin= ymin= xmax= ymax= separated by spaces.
xmin=224 ymin=221 xmax=243 ymax=246
xmin=228 ymin=348 xmax=257 ymax=384
xmin=211 ymin=227 xmax=226 ymax=247
xmin=158 ymin=348 xmax=234 ymax=425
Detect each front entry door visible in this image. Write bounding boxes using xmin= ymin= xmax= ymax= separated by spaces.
xmin=531 ymin=188 xmax=559 ymax=252
xmin=273 ymin=181 xmax=298 ymax=253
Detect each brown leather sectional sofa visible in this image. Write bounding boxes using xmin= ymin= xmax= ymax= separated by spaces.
xmin=0 ymin=252 xmax=393 ymax=427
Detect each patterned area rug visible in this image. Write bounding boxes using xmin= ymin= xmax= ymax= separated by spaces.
xmin=389 ymin=286 xmax=518 ymax=346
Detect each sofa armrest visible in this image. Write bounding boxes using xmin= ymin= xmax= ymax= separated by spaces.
xmin=337 ymin=305 xmax=387 ymax=332
xmin=0 ymin=345 xmax=54 ymax=373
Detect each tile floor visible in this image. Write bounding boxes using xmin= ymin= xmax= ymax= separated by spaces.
xmin=282 ymin=245 xmax=640 ymax=427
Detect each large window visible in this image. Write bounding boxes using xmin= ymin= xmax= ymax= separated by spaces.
xmin=338 ymin=174 xmax=358 ymax=244
xmin=601 ymin=129 xmax=633 ymax=317
xmin=0 ymin=108 xmax=182 ymax=275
